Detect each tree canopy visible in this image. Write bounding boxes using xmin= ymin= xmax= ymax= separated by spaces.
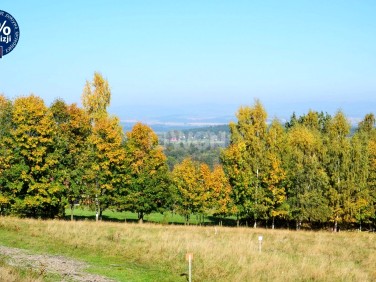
xmin=0 ymin=80 xmax=375 ymax=231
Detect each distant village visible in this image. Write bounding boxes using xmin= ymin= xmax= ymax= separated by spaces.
xmin=158 ymin=126 xmax=230 ymax=149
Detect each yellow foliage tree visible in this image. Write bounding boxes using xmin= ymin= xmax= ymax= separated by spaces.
xmin=209 ymin=165 xmax=235 ymax=225
xmin=172 ymin=158 xmax=207 ymax=224
xmin=222 ymin=100 xmax=269 ymax=227
xmin=120 ymin=123 xmax=171 ymax=223
xmin=8 ymin=95 xmax=63 ymax=217
xmin=264 ymin=119 xmax=288 ymax=229
xmin=88 ymin=116 xmax=125 ymax=220
xmin=0 ymin=94 xmax=13 ymax=213
xmin=81 ymin=72 xmax=111 ymax=121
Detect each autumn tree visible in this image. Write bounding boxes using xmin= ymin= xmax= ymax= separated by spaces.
xmin=209 ymin=165 xmax=235 ymax=225
xmin=119 ymin=123 xmax=171 ymax=223
xmin=264 ymin=119 xmax=288 ymax=229
xmin=6 ymin=95 xmax=64 ymax=217
xmin=87 ymin=116 xmax=125 ymax=220
xmin=81 ymin=72 xmax=126 ymax=220
xmin=367 ymin=130 xmax=376 ymax=230
xmin=82 ymin=72 xmax=111 ymax=121
xmin=349 ymin=114 xmax=376 ymax=230
xmin=222 ymin=100 xmax=269 ymax=227
xmin=348 ymin=133 xmax=371 ymax=230
xmin=50 ymin=100 xmax=92 ymax=220
xmin=358 ymin=113 xmax=375 ymax=133
xmin=324 ymin=111 xmax=352 ymax=231
xmin=221 ymin=141 xmax=251 ymax=226
xmin=286 ymin=110 xmax=331 ymax=133
xmin=286 ymin=124 xmax=330 ymax=229
xmin=0 ymin=94 xmax=13 ymax=214
xmin=172 ymin=158 xmax=207 ymax=224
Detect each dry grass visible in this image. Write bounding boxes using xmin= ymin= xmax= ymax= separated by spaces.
xmin=0 ymin=264 xmax=43 ymax=282
xmin=0 ymin=217 xmax=375 ymax=281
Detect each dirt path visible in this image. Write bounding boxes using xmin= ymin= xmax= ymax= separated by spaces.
xmin=0 ymin=245 xmax=115 ymax=282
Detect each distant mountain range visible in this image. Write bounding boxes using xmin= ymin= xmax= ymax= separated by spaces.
xmin=121 ymin=114 xmax=364 ymax=133
xmin=121 ymin=113 xmax=234 ymax=132
xmin=117 ymin=101 xmax=369 ymax=133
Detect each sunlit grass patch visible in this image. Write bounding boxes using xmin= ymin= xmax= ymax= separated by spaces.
xmin=0 ymin=216 xmax=375 ymax=281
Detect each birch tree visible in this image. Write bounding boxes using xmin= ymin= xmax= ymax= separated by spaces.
xmin=82 ymin=72 xmax=111 ymax=121
xmin=222 ymin=100 xmax=269 ymax=227
xmin=325 ymin=111 xmax=351 ymax=231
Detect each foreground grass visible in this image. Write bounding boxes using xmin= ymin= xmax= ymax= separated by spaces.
xmin=0 ymin=265 xmax=42 ymax=282
xmin=0 ymin=217 xmax=375 ymax=281
xmin=0 ymin=256 xmax=56 ymax=282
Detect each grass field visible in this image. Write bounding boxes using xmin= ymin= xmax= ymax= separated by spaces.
xmin=0 ymin=215 xmax=375 ymax=281
xmin=0 ymin=257 xmax=44 ymax=282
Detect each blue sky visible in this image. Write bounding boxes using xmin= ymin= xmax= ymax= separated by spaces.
xmin=1 ymin=1 xmax=376 ymax=122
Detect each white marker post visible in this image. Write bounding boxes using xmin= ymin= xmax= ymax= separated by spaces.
xmin=186 ymin=253 xmax=193 ymax=282
xmin=258 ymin=235 xmax=263 ymax=253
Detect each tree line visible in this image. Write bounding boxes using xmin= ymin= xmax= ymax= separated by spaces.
xmin=0 ymin=73 xmax=230 ymax=224
xmin=0 ymin=73 xmax=375 ymax=230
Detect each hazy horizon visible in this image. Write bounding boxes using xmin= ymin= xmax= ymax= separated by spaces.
xmin=1 ymin=1 xmax=375 ymax=126
xmin=112 ymin=99 xmax=375 ymax=126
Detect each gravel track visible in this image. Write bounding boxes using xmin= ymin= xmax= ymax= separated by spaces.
xmin=0 ymin=245 xmax=115 ymax=282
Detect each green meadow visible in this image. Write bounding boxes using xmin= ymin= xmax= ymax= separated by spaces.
xmin=0 ymin=214 xmax=375 ymax=282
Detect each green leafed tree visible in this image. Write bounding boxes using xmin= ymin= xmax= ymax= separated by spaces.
xmin=324 ymin=111 xmax=351 ymax=231
xmin=348 ymin=114 xmax=376 ymax=230
xmin=50 ymin=99 xmax=92 ymax=220
xmin=286 ymin=124 xmax=330 ymax=229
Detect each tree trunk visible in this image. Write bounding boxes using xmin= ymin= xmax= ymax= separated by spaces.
xmin=95 ymin=192 xmax=99 ymax=222
xmin=236 ymin=214 xmax=240 ymax=227
xmin=138 ymin=212 xmax=144 ymax=224
xmin=70 ymin=203 xmax=74 ymax=221
xmin=334 ymin=220 xmax=338 ymax=232
xmin=272 ymin=216 xmax=275 ymax=230
xmin=296 ymin=220 xmax=301 ymax=231
xmin=99 ymin=208 xmax=103 ymax=221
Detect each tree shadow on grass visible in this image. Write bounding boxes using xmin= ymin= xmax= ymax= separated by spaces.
xmin=64 ymin=212 xmax=237 ymax=227
xmin=64 ymin=214 xmax=141 ymax=223
xmin=206 ymin=216 xmax=237 ymax=227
